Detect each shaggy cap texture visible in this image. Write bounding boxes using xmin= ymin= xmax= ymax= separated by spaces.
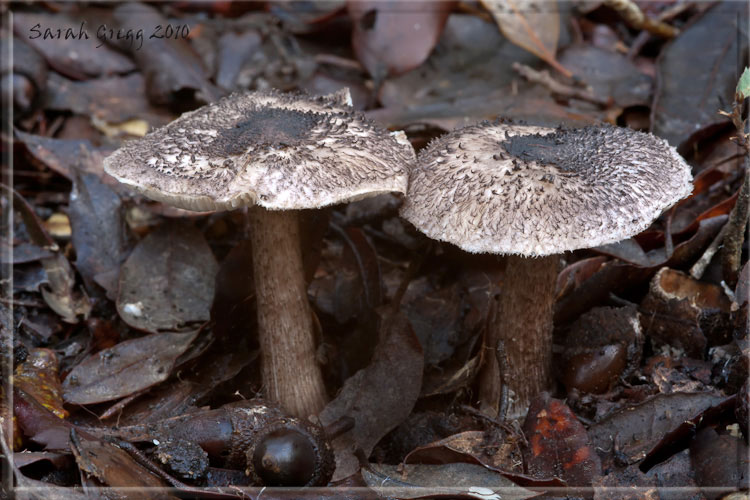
xmin=400 ymin=123 xmax=693 ymax=256
xmin=104 ymin=89 xmax=413 ymax=211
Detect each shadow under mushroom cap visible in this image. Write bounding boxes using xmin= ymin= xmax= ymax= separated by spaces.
xmin=400 ymin=123 xmax=693 ymax=256
xmin=103 ymin=90 xmax=413 ymax=212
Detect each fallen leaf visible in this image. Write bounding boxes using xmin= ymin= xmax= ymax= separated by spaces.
xmin=62 ymin=329 xmax=200 ymax=405
xmin=14 ymin=349 xmax=68 ymax=420
xmin=13 ymin=11 xmax=136 ymax=79
xmin=348 ymin=0 xmax=453 ymax=79
xmin=588 ymin=392 xmax=728 ymax=468
xmin=361 ymin=462 xmax=539 ymax=499
xmin=480 ymin=0 xmax=570 ymax=77
xmin=522 ymin=394 xmax=601 ymax=487
xmin=69 ymin=172 xmax=132 ymax=298
xmin=117 ymin=222 xmax=218 ymax=333
xmin=69 ymin=429 xmax=174 ymax=497
xmin=319 ymin=311 xmax=423 ymax=481
xmin=111 ymin=2 xmax=220 ymax=108
xmin=652 ymin=2 xmax=748 ymax=147
xmin=46 ymin=72 xmax=173 ymax=127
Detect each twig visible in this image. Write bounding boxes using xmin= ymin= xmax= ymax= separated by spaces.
xmin=689 ymin=223 xmax=728 ymax=280
xmin=718 ymin=82 xmax=750 ymax=288
xmin=720 ymin=155 xmax=750 ymax=288
xmin=603 ymin=0 xmax=680 ymax=38
xmin=512 ymin=62 xmax=610 ymax=107
xmin=495 ymin=340 xmax=511 ymax=422
xmin=459 ymin=404 xmax=527 ymax=447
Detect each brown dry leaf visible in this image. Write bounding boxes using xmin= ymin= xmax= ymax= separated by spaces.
xmin=640 ymin=268 xmax=733 ymax=357
xmin=62 ymin=329 xmax=200 ymax=405
xmin=405 ymin=430 xmax=524 ymax=474
xmin=319 ymin=311 xmax=423 ymax=481
xmin=69 ymin=429 xmax=176 ymax=498
xmin=7 ymin=184 xmax=91 ymax=323
xmin=15 ymin=131 xmax=114 ymax=183
xmin=480 ymin=0 xmax=570 ymax=77
xmin=361 ymin=462 xmax=539 ymax=500
xmin=588 ymin=392 xmax=728 ymax=468
xmin=117 ymin=223 xmax=218 ymax=333
xmin=69 ymin=172 xmax=132 ymax=298
xmin=652 ymin=2 xmax=748 ymax=147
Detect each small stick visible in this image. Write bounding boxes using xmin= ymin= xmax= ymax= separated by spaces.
xmin=113 ymin=439 xmax=191 ymax=489
xmin=495 ymin=340 xmax=511 ymax=422
xmin=690 ymin=220 xmax=728 ymax=279
xmin=512 ymin=63 xmax=610 ymax=107
xmin=603 ymin=0 xmax=679 ymax=38
xmin=720 ymin=155 xmax=750 ymax=288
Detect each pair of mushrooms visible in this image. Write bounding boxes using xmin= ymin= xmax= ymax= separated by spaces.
xmin=104 ymin=89 xmax=692 ymax=420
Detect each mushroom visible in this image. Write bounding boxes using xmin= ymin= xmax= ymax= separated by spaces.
xmin=400 ymin=122 xmax=692 ymax=417
xmin=104 ymin=89 xmax=414 ymax=417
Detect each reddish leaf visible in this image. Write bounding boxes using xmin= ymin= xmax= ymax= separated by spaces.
xmin=522 ymin=394 xmax=601 ymax=487
xmin=348 ymin=0 xmax=453 ymax=79
xmin=13 ymin=388 xmax=73 ymax=452
xmin=555 ymin=215 xmax=726 ymax=324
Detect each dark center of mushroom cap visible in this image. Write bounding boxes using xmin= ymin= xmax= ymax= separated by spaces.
xmin=217 ymin=108 xmax=324 ymax=156
xmin=500 ymin=127 xmax=616 ymax=174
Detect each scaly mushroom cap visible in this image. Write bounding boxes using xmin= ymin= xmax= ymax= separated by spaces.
xmin=103 ymin=89 xmax=413 ymax=211
xmin=400 ymin=123 xmax=693 ymax=256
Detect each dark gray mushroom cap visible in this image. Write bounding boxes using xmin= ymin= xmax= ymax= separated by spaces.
xmin=400 ymin=123 xmax=693 ymax=256
xmin=103 ymin=89 xmax=413 ymax=211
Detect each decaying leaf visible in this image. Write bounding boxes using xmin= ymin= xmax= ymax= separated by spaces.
xmin=362 ymin=462 xmax=539 ymax=500
xmin=69 ymin=429 xmax=174 ymax=497
xmin=652 ymin=2 xmax=748 ymax=147
xmin=319 ymin=311 xmax=423 ymax=481
xmin=62 ymin=329 xmax=200 ymax=405
xmin=480 ymin=0 xmax=570 ymax=77
xmin=588 ymin=392 xmax=728 ymax=468
xmin=117 ymin=223 xmax=218 ymax=333
xmin=640 ymin=268 xmax=733 ymax=357
xmin=69 ymin=172 xmax=132 ymax=298
xmin=522 ymin=394 xmax=601 ymax=488
xmin=14 ymin=349 xmax=67 ymax=420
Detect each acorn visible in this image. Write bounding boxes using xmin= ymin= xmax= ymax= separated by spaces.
xmin=88 ymin=399 xmax=336 ymax=486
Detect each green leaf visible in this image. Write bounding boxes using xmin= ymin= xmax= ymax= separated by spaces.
xmin=737 ymin=67 xmax=750 ymax=100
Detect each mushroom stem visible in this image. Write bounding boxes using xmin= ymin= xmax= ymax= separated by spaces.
xmin=249 ymin=207 xmax=328 ymax=417
xmin=479 ymin=254 xmax=558 ymax=419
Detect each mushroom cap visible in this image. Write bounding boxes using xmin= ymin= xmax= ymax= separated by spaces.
xmin=400 ymin=123 xmax=693 ymax=256
xmin=103 ymin=89 xmax=413 ymax=211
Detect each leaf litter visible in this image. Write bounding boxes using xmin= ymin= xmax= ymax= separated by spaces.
xmin=5 ymin=1 xmax=749 ymax=498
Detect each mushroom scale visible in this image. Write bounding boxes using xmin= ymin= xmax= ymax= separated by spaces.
xmin=400 ymin=123 xmax=693 ymax=256
xmin=103 ymin=89 xmax=412 ymax=212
